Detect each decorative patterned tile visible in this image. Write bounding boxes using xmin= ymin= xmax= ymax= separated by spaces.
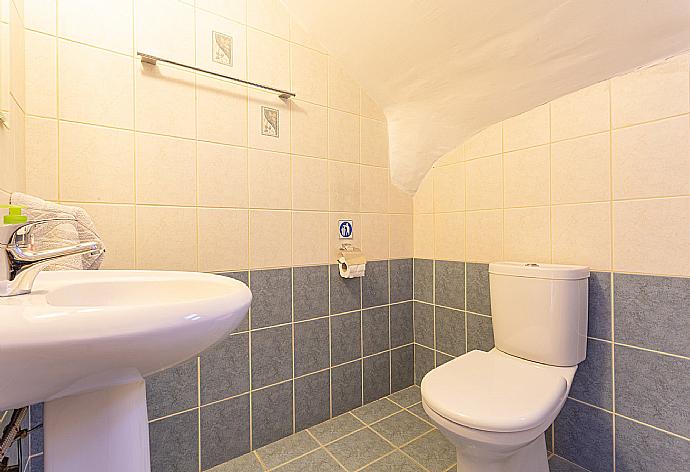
xmin=466 ymin=263 xmax=491 ymax=315
xmin=200 ymin=332 xmax=249 ymax=404
xmin=295 ymin=370 xmax=331 ymax=431
xmin=370 ymin=411 xmax=434 ymax=447
xmin=363 ymin=306 xmax=390 ymax=355
xmin=466 ymin=313 xmax=494 ymax=352
xmin=352 ymin=398 xmax=401 ymax=424
xmin=390 ymin=259 xmax=413 ymax=303
xmin=294 ymin=318 xmax=330 ymax=376
xmin=326 ymin=428 xmax=394 ymax=471
xmin=273 ymin=448 xmax=345 ymax=471
xmin=401 ymin=430 xmax=456 ymax=472
xmin=388 ymin=385 xmax=421 ymax=408
xmin=391 ymin=345 xmax=414 ymax=392
xmin=293 ymin=265 xmax=329 ymax=321
xmin=330 ymin=265 xmax=362 ymax=314
xmin=413 ymin=302 xmax=434 ymax=348
xmin=434 ymin=260 xmax=465 ymax=309
xmin=250 ymin=268 xmax=292 ymax=329
xmin=145 ymin=357 xmax=197 ymax=420
xmin=554 ymin=399 xmax=613 ymax=472
xmin=362 ymin=451 xmax=426 ymax=471
xmin=331 ymin=311 xmax=362 ymax=365
xmin=363 ymin=260 xmax=390 ymax=308
xmin=615 ymin=416 xmax=690 ymax=472
xmin=256 ymin=430 xmax=319 ymax=469
xmin=413 ymin=259 xmax=433 ymax=303
xmin=252 ymin=381 xmax=294 ymax=449
xmin=200 ymin=395 xmax=251 ymax=469
xmin=251 ymin=325 xmax=293 ymax=388
xmin=308 ymin=413 xmax=365 ymax=445
xmin=363 ymin=352 xmax=391 ymax=403
xmin=588 ymin=271 xmax=611 ymax=340
xmin=390 ymin=302 xmax=413 ymax=347
xmin=207 ymin=452 xmax=264 ymax=472
xmin=149 ymin=411 xmax=199 ymax=472
xmin=434 ymin=307 xmax=466 ymax=357
xmin=570 ymin=338 xmax=613 ymax=410
xmin=331 ymin=361 xmax=363 ymax=416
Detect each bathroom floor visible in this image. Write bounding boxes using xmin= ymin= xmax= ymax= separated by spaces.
xmin=209 ymin=386 xmax=588 ymax=472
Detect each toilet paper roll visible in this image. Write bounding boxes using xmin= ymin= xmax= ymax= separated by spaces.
xmin=338 ymin=259 xmax=366 ymax=278
xmin=337 ymin=246 xmax=367 ymax=278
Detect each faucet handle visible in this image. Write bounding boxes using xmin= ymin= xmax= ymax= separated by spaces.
xmin=0 ymin=217 xmax=78 ymax=246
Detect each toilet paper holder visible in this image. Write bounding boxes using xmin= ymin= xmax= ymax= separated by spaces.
xmin=337 ymin=244 xmax=367 ymax=278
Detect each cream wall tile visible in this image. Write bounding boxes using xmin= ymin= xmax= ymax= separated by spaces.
xmin=611 ymin=55 xmax=690 ymax=128
xmin=328 ymin=109 xmax=359 ymax=163
xmin=292 ymin=211 xmax=328 ymax=265
xmin=413 ymin=172 xmax=433 ymax=214
xmin=503 ymin=206 xmax=550 ymax=263
xmin=250 ymin=209 xmax=292 ymax=268
xmin=503 ymin=104 xmax=550 ymax=152
xmin=360 ymin=165 xmax=388 ymax=213
xmin=248 ymin=89 xmax=290 ymax=153
xmin=328 ymin=59 xmax=359 ymax=114
xmin=613 ymin=197 xmax=690 ymax=276
xmin=389 ymin=214 xmax=413 ymax=259
xmin=135 ymin=0 xmax=194 ymax=65
xmin=290 ymin=44 xmax=327 ymax=106
xmin=10 ymin=103 xmax=25 ymax=192
xmin=433 ymin=163 xmax=465 ymax=212
xmin=198 ymin=208 xmax=249 ymax=272
xmin=292 ymin=155 xmax=328 ymax=210
xmin=435 ymin=146 xmax=462 ymax=167
xmin=136 ymin=133 xmax=196 ymax=205
xmin=196 ymin=75 xmax=247 ymax=146
xmin=361 ymin=118 xmax=388 ymax=167
xmin=59 ymin=122 xmax=134 ymax=203
xmin=434 ymin=211 xmax=465 ymax=262
xmin=58 ymin=40 xmax=133 ymax=128
xmin=0 ymin=121 xmax=12 ymax=193
xmin=247 ymin=28 xmax=289 ymax=91
xmin=9 ymin=4 xmax=24 ymax=109
xmin=389 ymin=181 xmax=413 ymax=214
xmin=464 ymin=122 xmax=502 ymax=160
xmin=362 ymin=213 xmax=389 ymax=261
xmin=58 ymin=0 xmax=132 ymax=54
xmin=289 ymin=17 xmax=326 ymax=53
xmin=360 ymin=91 xmax=385 ymax=121
xmin=413 ymin=213 xmax=434 ymax=259
xmin=328 ymin=160 xmax=359 ymax=212
xmin=1 ymin=22 xmax=8 ymax=112
xmin=196 ymin=0 xmax=245 ymax=23
xmin=248 ymin=149 xmax=291 ymax=209
xmin=25 ymin=116 xmax=57 ymax=200
xmin=197 ymin=141 xmax=248 ymax=207
xmin=465 ymin=209 xmax=503 ymax=263
xmin=247 ymin=0 xmax=289 ymax=39
xmin=24 ymin=0 xmax=56 ymax=34
xmin=136 ymin=205 xmax=197 ymax=271
xmin=135 ymin=62 xmax=195 ymax=138
xmin=551 ymin=81 xmax=610 ymax=141
xmin=551 ymin=202 xmax=611 ymax=270
xmin=75 ymin=203 xmax=135 ymax=270
xmin=195 ymin=9 xmax=247 ymax=80
xmin=291 ymin=100 xmax=327 ymax=158
xmin=551 ymin=132 xmax=610 ymax=204
xmin=25 ymin=30 xmax=55 ymax=117
xmin=329 ymin=212 xmax=361 ymax=261
xmin=465 ymin=154 xmax=502 ymax=210
xmin=503 ymin=145 xmax=550 ymax=207
xmin=612 ymin=115 xmax=690 ymax=199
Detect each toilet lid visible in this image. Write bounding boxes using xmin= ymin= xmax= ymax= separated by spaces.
xmin=421 ymin=350 xmax=567 ymax=433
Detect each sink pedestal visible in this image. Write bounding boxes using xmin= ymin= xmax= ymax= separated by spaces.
xmin=44 ymin=380 xmax=151 ymax=472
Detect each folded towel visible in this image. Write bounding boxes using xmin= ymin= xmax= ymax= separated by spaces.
xmin=9 ymin=193 xmax=105 ymax=270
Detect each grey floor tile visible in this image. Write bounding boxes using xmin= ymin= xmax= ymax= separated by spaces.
xmin=273 ymin=448 xmax=346 ymax=472
xmin=331 ymin=312 xmax=362 ymax=365
xmin=401 ymin=430 xmax=456 ymax=472
xmin=390 ymin=302 xmax=413 ymax=347
xmin=466 ymin=263 xmax=491 ymax=315
xmin=362 ymin=306 xmax=390 ymax=355
xmin=413 ymin=302 xmax=434 ymax=348
xmin=252 ymin=381 xmax=294 ymax=449
xmin=363 ymin=352 xmax=391 ymax=403
xmin=413 ymin=259 xmax=433 ymax=303
xmin=295 ymin=370 xmax=331 ymax=431
xmin=145 ymin=357 xmax=198 ymax=420
xmin=615 ymin=415 xmax=690 ymax=472
xmin=388 ymin=385 xmax=421 ymax=408
xmin=587 ymin=271 xmax=611 ymax=340
xmin=256 ymin=430 xmax=320 ymax=469
xmin=326 ymin=428 xmax=394 ymax=471
xmin=548 ymin=455 xmax=589 ymax=472
xmin=207 ymin=452 xmax=264 ymax=472
xmin=331 ymin=361 xmax=363 ymax=416
xmin=251 ymin=325 xmax=293 ymax=389
xmin=363 ymin=260 xmax=390 ymax=308
xmin=370 ymin=411 xmax=434 ymax=446
xmin=308 ymin=413 xmax=366 ymax=445
xmin=293 ymin=265 xmax=329 ymax=321
xmin=434 ymin=260 xmax=465 ymax=310
xmin=352 ymin=398 xmax=401 ymax=424
xmin=434 ymin=307 xmax=466 ymax=356
xmin=554 ymin=398 xmax=613 ymax=472
xmin=250 ymin=268 xmax=292 ymax=329
xmin=390 ymin=259 xmax=413 ymax=303
xmin=149 ymin=410 xmax=199 ymax=472
xmin=570 ymin=338 xmax=612 ymax=410
xmin=200 ymin=332 xmax=250 ymax=405
xmin=407 ymin=403 xmax=431 ymax=423
xmin=391 ymin=345 xmax=414 ymax=392
xmin=361 ymin=451 xmax=426 ymax=471
xmin=201 ymin=394 xmax=251 ymax=470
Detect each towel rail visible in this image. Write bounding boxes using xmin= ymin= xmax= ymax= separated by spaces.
xmin=138 ymin=52 xmax=295 ymax=99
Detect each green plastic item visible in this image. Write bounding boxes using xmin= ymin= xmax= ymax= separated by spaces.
xmin=0 ymin=204 xmax=27 ymax=224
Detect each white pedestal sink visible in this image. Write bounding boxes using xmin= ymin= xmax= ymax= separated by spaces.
xmin=0 ymin=270 xmax=252 ymax=472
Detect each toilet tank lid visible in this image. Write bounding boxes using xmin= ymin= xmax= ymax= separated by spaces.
xmin=489 ymin=262 xmax=589 ymax=280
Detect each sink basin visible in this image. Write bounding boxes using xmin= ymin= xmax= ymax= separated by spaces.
xmin=0 ymin=270 xmax=252 ymax=472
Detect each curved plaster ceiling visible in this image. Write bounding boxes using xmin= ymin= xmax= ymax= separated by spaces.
xmin=283 ymin=0 xmax=690 ymax=192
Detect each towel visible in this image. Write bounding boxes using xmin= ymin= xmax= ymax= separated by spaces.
xmin=9 ymin=193 xmax=105 ymax=270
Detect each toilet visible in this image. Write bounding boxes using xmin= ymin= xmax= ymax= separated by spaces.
xmin=421 ymin=262 xmax=589 ymax=472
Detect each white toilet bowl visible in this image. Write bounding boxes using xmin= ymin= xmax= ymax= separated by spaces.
xmin=421 ymin=349 xmax=577 ymax=472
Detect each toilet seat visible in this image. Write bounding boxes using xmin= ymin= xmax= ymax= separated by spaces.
xmin=421 ymin=350 xmax=567 ymax=433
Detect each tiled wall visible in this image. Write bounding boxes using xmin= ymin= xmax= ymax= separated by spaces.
xmin=413 ymin=55 xmax=690 ymax=471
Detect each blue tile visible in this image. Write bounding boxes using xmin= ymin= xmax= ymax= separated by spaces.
xmin=331 ymin=311 xmax=362 ymax=365
xmin=413 ymin=259 xmax=433 ymax=303
xmin=330 ymin=265 xmax=362 ymax=314
xmin=390 ymin=302 xmax=413 ymax=347
xmin=614 ymin=273 xmax=690 ymax=357
xmin=363 ymin=306 xmax=390 ymax=355
xmin=293 ymin=265 xmax=329 ymax=321
xmin=295 ymin=370 xmax=330 ymax=431
xmin=554 ymin=399 xmax=613 ymax=472
xmin=363 ymin=352 xmax=391 ymax=403
xmin=29 ymin=454 xmax=44 ymax=472
xmin=588 ymin=272 xmax=611 ymax=340
xmin=363 ymin=260 xmax=390 ymax=308
xmin=200 ymin=332 xmax=249 ymax=404
xmin=391 ymin=345 xmax=414 ymax=392
xmin=570 ymin=338 xmax=613 ymax=410
xmin=615 ymin=344 xmax=690 ymax=437
xmin=250 ymin=268 xmax=292 ymax=329
xmin=434 ymin=306 xmax=465 ymax=357
xmin=414 ymin=345 xmax=435 ymax=385
xmin=615 ymin=416 xmax=690 ymax=472
xmin=390 ymin=259 xmax=413 ymax=303
xmin=413 ymin=302 xmax=434 ymax=348
xmin=200 ymin=394 xmax=250 ymax=469
xmin=466 ymin=313 xmax=494 ymax=352
xmin=29 ymin=403 xmax=43 ymax=455
xmin=252 ymin=381 xmax=294 ymax=449
xmin=294 ymin=318 xmax=330 ymax=376
xmin=149 ymin=410 xmax=199 ymax=472
xmin=145 ymin=357 xmax=197 ymax=420
xmin=466 ymin=263 xmax=491 ymax=315
xmin=331 ymin=361 xmax=363 ymax=416
xmin=435 ymin=260 xmax=465 ymax=309
xmin=251 ymin=325 xmax=293 ymax=389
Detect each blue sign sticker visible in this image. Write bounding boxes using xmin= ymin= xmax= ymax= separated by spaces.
xmin=338 ymin=220 xmax=353 ymax=239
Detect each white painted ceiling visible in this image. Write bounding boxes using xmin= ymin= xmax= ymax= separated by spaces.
xmin=283 ymin=0 xmax=690 ymax=192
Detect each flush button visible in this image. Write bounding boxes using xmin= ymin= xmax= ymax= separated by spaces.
xmin=525 ymin=263 xmax=539 ymax=267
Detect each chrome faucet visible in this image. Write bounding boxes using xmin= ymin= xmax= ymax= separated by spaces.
xmin=0 ymin=218 xmax=105 ymax=296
